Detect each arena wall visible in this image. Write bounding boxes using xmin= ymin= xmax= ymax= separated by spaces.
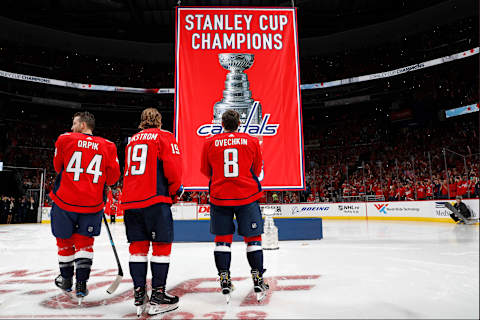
xmin=41 ymin=199 xmax=479 ymax=224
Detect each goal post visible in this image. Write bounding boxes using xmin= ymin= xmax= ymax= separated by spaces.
xmin=0 ymin=165 xmax=47 ymax=223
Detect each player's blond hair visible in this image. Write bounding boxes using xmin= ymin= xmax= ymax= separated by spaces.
xmin=139 ymin=108 xmax=162 ymax=130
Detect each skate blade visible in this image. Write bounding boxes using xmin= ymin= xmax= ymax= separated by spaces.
xmin=255 ymin=291 xmax=267 ymax=302
xmin=136 ymin=304 xmax=148 ymax=317
xmin=135 ymin=295 xmax=149 ymax=317
xmin=147 ymin=303 xmax=178 ymax=316
xmin=61 ymin=289 xmax=74 ymax=299
xmin=222 ymin=284 xmax=234 ymax=304
xmin=223 ymin=293 xmax=231 ymax=304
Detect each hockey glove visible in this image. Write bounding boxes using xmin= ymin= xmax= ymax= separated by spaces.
xmin=171 ymin=185 xmax=184 ymax=204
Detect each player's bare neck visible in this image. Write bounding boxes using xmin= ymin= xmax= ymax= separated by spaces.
xmin=142 ymin=126 xmax=161 ymax=131
xmin=81 ymin=129 xmax=93 ymax=135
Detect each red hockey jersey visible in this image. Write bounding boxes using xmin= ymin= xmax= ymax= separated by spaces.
xmin=201 ymin=132 xmax=263 ymax=206
xmin=121 ymin=128 xmax=183 ymax=210
xmin=49 ymin=132 xmax=120 ymax=213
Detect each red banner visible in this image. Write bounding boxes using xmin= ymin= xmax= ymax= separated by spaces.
xmin=175 ymin=7 xmax=304 ymax=190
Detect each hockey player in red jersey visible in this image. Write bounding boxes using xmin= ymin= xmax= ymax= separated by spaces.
xmin=200 ymin=110 xmax=269 ymax=303
xmin=49 ymin=111 xmax=120 ymax=301
xmin=121 ymin=108 xmax=183 ymax=316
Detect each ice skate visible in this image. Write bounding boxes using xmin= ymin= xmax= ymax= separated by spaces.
xmin=147 ymin=286 xmax=179 ymax=315
xmin=75 ymin=281 xmax=89 ymax=306
xmin=54 ymin=275 xmax=73 ymax=298
xmin=133 ymin=287 xmax=149 ymax=317
xmin=251 ymin=269 xmax=269 ymax=302
xmin=218 ymin=271 xmax=234 ymax=304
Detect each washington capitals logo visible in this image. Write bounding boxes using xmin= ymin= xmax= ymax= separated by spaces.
xmin=374 ymin=204 xmax=389 ymax=214
xmin=197 ymin=102 xmax=280 ymax=137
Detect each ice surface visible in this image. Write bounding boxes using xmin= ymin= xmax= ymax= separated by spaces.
xmin=0 ymin=220 xmax=478 ymax=319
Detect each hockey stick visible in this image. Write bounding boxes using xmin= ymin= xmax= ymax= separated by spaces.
xmin=102 ymin=213 xmax=123 ymax=294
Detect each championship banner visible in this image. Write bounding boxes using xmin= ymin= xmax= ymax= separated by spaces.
xmin=175 ymin=7 xmax=304 ymax=190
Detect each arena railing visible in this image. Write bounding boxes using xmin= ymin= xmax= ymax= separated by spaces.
xmin=0 ymin=47 xmax=478 ymax=94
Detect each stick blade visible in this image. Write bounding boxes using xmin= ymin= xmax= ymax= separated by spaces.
xmin=106 ymin=275 xmax=123 ymax=294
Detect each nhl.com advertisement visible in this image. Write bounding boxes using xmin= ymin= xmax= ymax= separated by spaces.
xmin=174 ymin=7 xmax=304 ymax=190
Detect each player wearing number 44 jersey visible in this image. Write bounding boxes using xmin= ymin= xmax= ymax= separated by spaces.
xmin=201 ymin=110 xmax=269 ymax=304
xmin=49 ymin=111 xmax=120 ymax=302
xmin=121 ymin=108 xmax=183 ymax=317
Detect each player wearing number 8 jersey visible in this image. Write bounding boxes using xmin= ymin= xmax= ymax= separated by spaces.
xmin=49 ymin=111 xmax=120 ymax=300
xmin=120 ymin=108 xmax=183 ymax=316
xmin=200 ymin=110 xmax=269 ymax=303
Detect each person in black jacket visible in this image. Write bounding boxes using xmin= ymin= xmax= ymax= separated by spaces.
xmin=18 ymin=197 xmax=28 ymax=223
xmin=451 ymin=196 xmax=471 ymax=224
xmin=0 ymin=196 xmax=6 ymax=224
xmin=6 ymin=197 xmax=14 ymax=224
xmin=28 ymin=196 xmax=37 ymax=222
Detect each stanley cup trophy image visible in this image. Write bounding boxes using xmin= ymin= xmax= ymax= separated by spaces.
xmin=213 ymin=53 xmax=262 ymax=125
xmin=262 ymin=207 xmax=279 ymax=250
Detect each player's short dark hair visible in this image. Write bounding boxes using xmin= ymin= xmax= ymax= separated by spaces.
xmin=222 ymin=110 xmax=240 ymax=132
xmin=74 ymin=111 xmax=95 ymax=131
xmin=139 ymin=108 xmax=162 ymax=129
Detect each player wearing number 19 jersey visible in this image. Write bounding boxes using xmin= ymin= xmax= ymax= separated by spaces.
xmin=49 ymin=111 xmax=120 ymax=300
xmin=200 ymin=110 xmax=269 ymax=303
xmin=120 ymin=108 xmax=183 ymax=316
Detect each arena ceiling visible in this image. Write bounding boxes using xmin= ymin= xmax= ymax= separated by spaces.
xmin=0 ymin=0 xmax=448 ymax=42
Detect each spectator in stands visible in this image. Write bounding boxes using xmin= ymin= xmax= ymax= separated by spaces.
xmin=388 ymin=185 xmax=396 ymax=201
xmin=199 ymin=192 xmax=208 ymax=204
xmin=417 ymin=181 xmax=426 ymax=200
xmin=189 ymin=192 xmax=199 ymax=204
xmin=440 ymin=179 xmax=449 ymax=199
xmin=426 ymin=180 xmax=433 ymax=200
xmin=432 ymin=179 xmax=440 ymax=199
xmin=374 ymin=183 xmax=384 ymax=199
xmin=28 ymin=196 xmax=37 ymax=222
xmin=15 ymin=197 xmax=27 ymax=223
xmin=449 ymin=177 xmax=458 ymax=199
xmin=474 ymin=177 xmax=480 ymax=198
xmin=405 ymin=182 xmax=414 ymax=201
xmin=307 ymin=193 xmax=315 ymax=202
xmin=457 ymin=176 xmax=468 ymax=198
xmin=272 ymin=193 xmax=279 ymax=203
